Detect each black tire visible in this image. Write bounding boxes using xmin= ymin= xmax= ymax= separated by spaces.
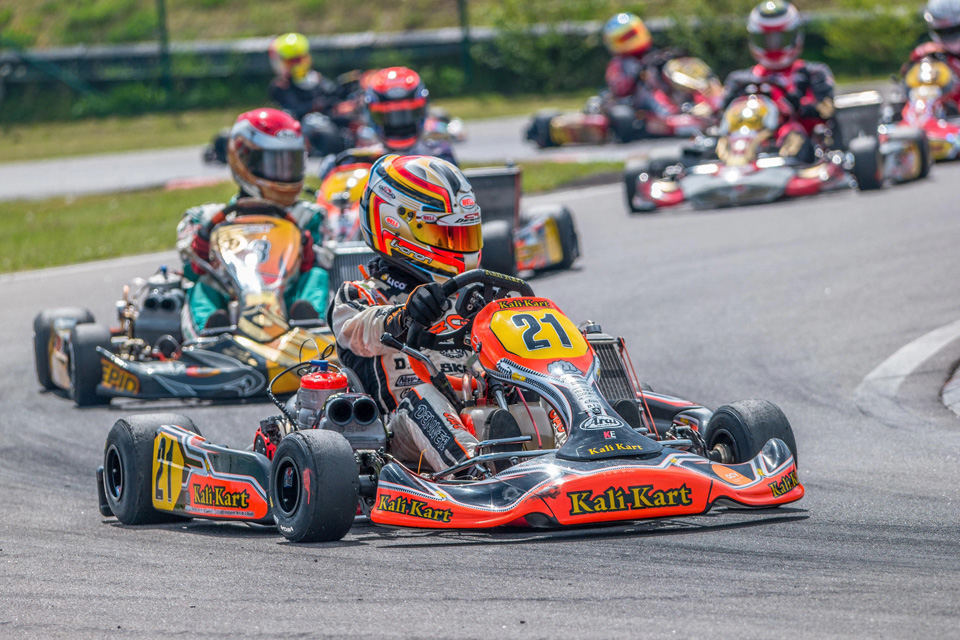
xmin=302 ymin=115 xmax=345 ymax=157
xmin=703 ymin=399 xmax=798 ymax=465
xmin=480 ymin=220 xmax=517 ymax=277
xmin=69 ymin=323 xmax=112 ymax=407
xmin=548 ymin=206 xmax=580 ymax=269
xmin=526 ymin=111 xmax=560 ymax=149
xmin=850 ymin=136 xmax=883 ymax=191
xmin=608 ymin=104 xmax=640 ymax=143
xmin=887 ymin=127 xmax=931 ymax=180
xmin=102 ymin=413 xmax=200 ymax=525
xmin=623 ymin=160 xmax=647 ymax=213
xmin=270 ymin=429 xmax=359 ymax=543
xmin=33 ymin=307 xmax=94 ymax=390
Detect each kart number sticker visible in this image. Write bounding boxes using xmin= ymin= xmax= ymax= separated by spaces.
xmin=153 ymin=432 xmax=186 ymax=511
xmin=490 ymin=309 xmax=588 ymax=360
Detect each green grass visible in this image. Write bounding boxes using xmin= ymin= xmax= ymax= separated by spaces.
xmin=0 ymin=91 xmax=593 ymax=164
xmin=0 ymin=159 xmax=620 ymax=273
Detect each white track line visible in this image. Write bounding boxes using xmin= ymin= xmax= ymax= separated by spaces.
xmin=854 ymin=318 xmax=960 ymax=427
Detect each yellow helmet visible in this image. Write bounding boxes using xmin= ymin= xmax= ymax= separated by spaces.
xmin=602 ymin=13 xmax=652 ymax=56
xmin=269 ymin=33 xmax=312 ymax=83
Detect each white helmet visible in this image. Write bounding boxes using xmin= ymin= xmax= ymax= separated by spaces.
xmin=748 ymin=0 xmax=804 ymax=71
xmin=926 ymin=0 xmax=960 ymax=55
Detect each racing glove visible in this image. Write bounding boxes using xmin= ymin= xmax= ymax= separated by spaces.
xmin=404 ymin=283 xmax=447 ymax=329
xmin=190 ymin=233 xmax=211 ymax=275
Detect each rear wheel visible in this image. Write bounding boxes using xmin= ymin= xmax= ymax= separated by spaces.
xmin=609 ymin=104 xmax=641 ymax=142
xmin=69 ymin=323 xmax=112 ymax=407
xmin=887 ymin=127 xmax=931 ymax=180
xmin=270 ymin=429 xmax=359 ymax=543
xmin=33 ymin=307 xmax=94 ymax=390
xmin=850 ymin=136 xmax=883 ymax=191
xmin=623 ymin=160 xmax=647 ymax=213
xmin=702 ymin=399 xmax=798 ymax=465
xmin=480 ymin=220 xmax=518 ymax=277
xmin=527 ymin=111 xmax=560 ymax=149
xmin=103 ymin=414 xmax=200 ymax=525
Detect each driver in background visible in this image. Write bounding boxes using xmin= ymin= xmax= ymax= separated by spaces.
xmin=177 ymin=108 xmax=330 ymax=334
xmin=602 ymin=12 xmax=680 ymax=116
xmin=329 ymin=154 xmax=516 ymax=472
xmin=721 ymin=0 xmax=835 ymax=161
xmin=903 ymin=0 xmax=960 ymax=112
xmin=268 ymin=32 xmax=340 ymax=122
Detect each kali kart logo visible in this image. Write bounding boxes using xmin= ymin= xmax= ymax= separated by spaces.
xmin=567 ymin=484 xmax=693 ymax=516
xmin=378 ymin=493 xmax=453 ymax=523
xmin=579 ymin=414 xmax=624 ymax=430
xmin=498 ymin=299 xmax=550 ymax=310
xmin=193 ymin=484 xmax=250 ymax=510
xmin=586 ymin=442 xmax=644 ymax=456
xmin=768 ymin=470 xmax=799 ymax=498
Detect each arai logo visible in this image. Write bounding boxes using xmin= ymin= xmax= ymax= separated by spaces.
xmin=579 ymin=415 xmax=625 ymax=430
xmin=275 ymin=129 xmax=299 ymax=139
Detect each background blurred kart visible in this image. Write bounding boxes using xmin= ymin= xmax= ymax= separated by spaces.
xmin=623 ymin=85 xmax=930 ymax=213
xmin=33 ymin=202 xmax=337 ymax=407
xmin=886 ymin=56 xmax=960 ymax=162
xmin=525 ymin=56 xmax=723 ymax=148
xmin=97 ymin=269 xmax=802 ymax=543
xmin=314 ymin=153 xmax=580 ymax=279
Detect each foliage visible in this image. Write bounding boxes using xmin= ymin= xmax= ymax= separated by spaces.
xmin=817 ymin=0 xmax=925 ymax=76
xmin=665 ymin=0 xmax=754 ymax=78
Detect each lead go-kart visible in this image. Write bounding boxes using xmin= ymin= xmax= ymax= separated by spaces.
xmin=887 ymin=55 xmax=960 ymax=162
xmin=623 ymin=80 xmax=931 ymax=213
xmin=97 ymin=269 xmax=803 ymax=543
xmin=33 ymin=200 xmax=337 ymax=407
xmin=315 ymin=150 xmax=581 ymax=278
xmin=526 ymin=56 xmax=723 ymax=148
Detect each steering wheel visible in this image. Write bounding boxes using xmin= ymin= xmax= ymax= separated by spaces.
xmin=406 ymin=269 xmax=535 ymax=352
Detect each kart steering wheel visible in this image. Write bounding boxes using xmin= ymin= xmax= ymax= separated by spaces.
xmin=221 ymin=198 xmax=293 ymax=221
xmin=406 ymin=269 xmax=535 ymax=352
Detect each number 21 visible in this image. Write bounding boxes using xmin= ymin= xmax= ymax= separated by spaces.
xmin=511 ymin=313 xmax=573 ymax=351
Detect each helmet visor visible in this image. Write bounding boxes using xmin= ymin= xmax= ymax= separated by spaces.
xmin=934 ymin=23 xmax=960 ymax=45
xmin=370 ymin=100 xmax=426 ymax=130
xmin=238 ymin=147 xmax=306 ymax=183
xmin=411 ymin=221 xmax=483 ymax=253
xmin=749 ymin=27 xmax=800 ymax=54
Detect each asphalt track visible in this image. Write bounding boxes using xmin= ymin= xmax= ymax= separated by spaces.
xmin=2 ymin=167 xmax=960 ymax=638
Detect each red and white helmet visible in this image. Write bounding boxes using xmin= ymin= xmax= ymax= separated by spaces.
xmin=748 ymin=0 xmax=804 ymax=71
xmin=227 ymin=108 xmax=306 ymax=207
xmin=925 ymin=0 xmax=960 ymax=55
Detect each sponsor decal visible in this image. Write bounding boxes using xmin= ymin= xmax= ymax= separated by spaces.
xmin=395 ymin=374 xmax=421 ymax=387
xmin=377 ymin=184 xmax=397 ymax=200
xmin=377 ymin=493 xmax=453 ymax=523
xmin=101 ymin=360 xmax=140 ymax=394
xmin=579 ymin=414 xmax=624 ymax=430
xmin=452 ymin=212 xmax=480 ymax=224
xmin=275 ymin=129 xmax=299 ymax=139
xmin=459 ymin=195 xmax=477 ymax=210
xmin=511 ymin=372 xmax=527 ymax=382
xmin=390 ymin=238 xmax=430 ymax=263
xmin=712 ymin=464 xmax=751 ymax=486
xmin=603 ymin=430 xmax=617 ymax=440
xmin=567 ymin=484 xmax=693 ymax=516
xmin=385 ymin=216 xmax=401 ymax=229
xmin=420 ymin=214 xmax=438 ymax=223
xmin=413 ymin=402 xmax=452 ymax=451
xmin=585 ymin=442 xmax=644 ymax=456
xmin=193 ymin=483 xmax=250 ymax=510
xmin=768 ymin=470 xmax=799 ymax=498
xmin=380 ymin=274 xmax=408 ymax=291
xmin=497 ymin=299 xmax=550 ymax=310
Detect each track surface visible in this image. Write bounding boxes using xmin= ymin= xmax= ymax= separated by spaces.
xmin=2 ymin=171 xmax=960 ymax=638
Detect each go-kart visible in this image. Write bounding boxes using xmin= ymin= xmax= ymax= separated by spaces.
xmin=33 ymin=200 xmax=336 ymax=406
xmin=97 ymin=269 xmax=803 ymax=543
xmin=526 ymin=56 xmax=723 ymax=148
xmin=623 ymin=81 xmax=930 ymax=213
xmin=313 ymin=151 xmax=580 ymax=278
xmin=887 ymin=56 xmax=960 ymax=161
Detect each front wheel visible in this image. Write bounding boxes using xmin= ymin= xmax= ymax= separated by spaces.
xmin=479 ymin=220 xmax=518 ymax=277
xmin=33 ymin=307 xmax=94 ymax=390
xmin=850 ymin=136 xmax=883 ymax=191
xmin=526 ymin=111 xmax=560 ymax=148
xmin=702 ymin=399 xmax=798 ymax=465
xmin=102 ymin=414 xmax=200 ymax=525
xmin=270 ymin=429 xmax=359 ymax=543
xmin=69 ymin=323 xmax=112 ymax=406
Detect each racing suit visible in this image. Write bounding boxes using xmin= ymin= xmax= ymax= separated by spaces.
xmin=328 ymin=258 xmax=478 ymax=471
xmin=269 ymin=71 xmax=340 ymax=121
xmin=903 ymin=41 xmax=960 ymax=113
xmin=722 ymin=60 xmax=836 ymax=161
xmin=605 ymin=48 xmax=682 ymax=116
xmin=176 ymin=194 xmax=330 ymax=333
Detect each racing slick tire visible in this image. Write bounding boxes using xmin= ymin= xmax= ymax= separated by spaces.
xmin=480 ymin=220 xmax=518 ymax=277
xmin=886 ymin=127 xmax=931 ymax=180
xmin=624 ymin=150 xmax=682 ymax=214
xmin=850 ymin=136 xmax=884 ymax=191
xmin=527 ymin=111 xmax=560 ymax=149
xmin=703 ymin=399 xmax=798 ymax=465
xmin=33 ymin=307 xmax=94 ymax=390
xmin=523 ymin=205 xmax=580 ymax=271
xmin=103 ymin=414 xmax=200 ymax=525
xmin=270 ymin=429 xmax=359 ymax=543
xmin=623 ymin=160 xmax=648 ymax=213
xmin=609 ymin=104 xmax=641 ymax=143
xmin=68 ymin=323 xmax=112 ymax=407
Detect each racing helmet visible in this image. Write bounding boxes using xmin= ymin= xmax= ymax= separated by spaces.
xmin=748 ymin=0 xmax=804 ymax=71
xmin=602 ymin=13 xmax=652 ymax=57
xmin=365 ymin=67 xmax=429 ymax=151
xmin=360 ymin=155 xmax=482 ymax=283
xmin=925 ymin=0 xmax=960 ymax=55
xmin=269 ymin=33 xmax=312 ymax=84
xmin=227 ymin=108 xmax=306 ymax=207
xmin=720 ymin=94 xmax=781 ymax=136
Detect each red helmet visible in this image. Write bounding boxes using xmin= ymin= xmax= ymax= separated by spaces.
xmin=748 ymin=0 xmax=804 ymax=71
xmin=227 ymin=108 xmax=306 ymax=207
xmin=365 ymin=67 xmax=429 ymax=151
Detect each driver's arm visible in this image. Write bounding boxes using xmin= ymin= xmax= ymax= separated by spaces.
xmin=796 ymin=62 xmax=836 ymax=120
xmin=176 ymin=202 xmax=225 ymax=282
xmin=329 ymin=282 xmax=405 ymax=358
xmin=720 ymin=69 xmax=756 ymax=110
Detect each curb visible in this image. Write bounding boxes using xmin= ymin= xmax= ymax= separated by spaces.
xmin=941 ymin=359 xmax=960 ymax=419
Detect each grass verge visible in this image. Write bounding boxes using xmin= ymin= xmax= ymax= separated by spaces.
xmin=1 ymin=159 xmax=620 ymax=273
xmin=0 ymin=91 xmax=594 ymax=165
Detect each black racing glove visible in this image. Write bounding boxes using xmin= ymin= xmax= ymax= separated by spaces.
xmin=404 ymin=283 xmax=447 ymax=329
